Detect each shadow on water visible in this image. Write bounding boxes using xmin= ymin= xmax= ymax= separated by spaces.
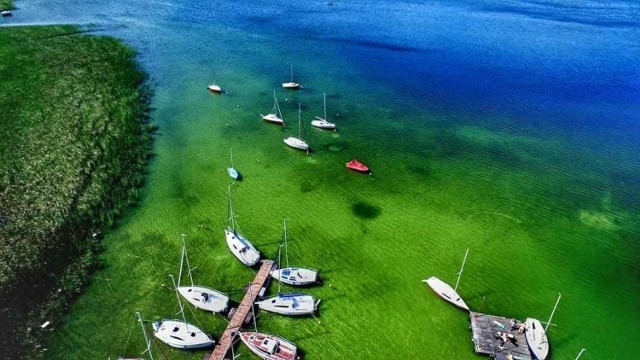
xmin=351 ymin=201 xmax=381 ymax=219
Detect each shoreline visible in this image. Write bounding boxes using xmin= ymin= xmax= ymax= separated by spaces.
xmin=0 ymin=24 xmax=153 ymax=359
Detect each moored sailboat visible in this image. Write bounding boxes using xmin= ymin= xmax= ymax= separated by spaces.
xmin=227 ymin=147 xmax=240 ymax=180
xmin=224 ymin=186 xmax=261 ymax=266
xmin=256 ymin=224 xmax=319 ymax=316
xmin=283 ymin=103 xmax=310 ymax=152
xmin=152 ymin=275 xmax=215 ymax=350
xmin=525 ymin=293 xmax=561 ymax=360
xmin=239 ymin=331 xmax=298 ymax=360
xmin=311 ymin=93 xmax=336 ymax=130
xmin=282 ymin=64 xmax=301 ymax=89
xmin=270 ymin=219 xmax=318 ymax=286
xmin=422 ymin=248 xmax=470 ymax=311
xmin=261 ymin=90 xmax=285 ymax=125
xmin=176 ymin=234 xmax=229 ymax=313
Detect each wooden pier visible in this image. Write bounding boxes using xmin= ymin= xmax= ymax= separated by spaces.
xmin=470 ymin=312 xmax=532 ymax=360
xmin=208 ymin=260 xmax=275 ymax=360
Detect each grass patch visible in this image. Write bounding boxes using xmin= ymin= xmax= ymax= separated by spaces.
xmin=0 ymin=25 xmax=152 ymax=358
xmin=0 ymin=0 xmax=13 ymax=10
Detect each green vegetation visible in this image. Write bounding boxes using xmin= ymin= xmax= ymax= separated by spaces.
xmin=0 ymin=0 xmax=13 ymax=10
xmin=0 ymin=25 xmax=152 ymax=358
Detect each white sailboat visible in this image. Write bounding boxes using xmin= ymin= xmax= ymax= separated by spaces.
xmin=224 ymin=186 xmax=261 ymax=266
xmin=256 ymin=292 xmax=319 ymax=316
xmin=240 ymin=286 xmax=298 ymax=360
xmin=283 ymin=103 xmax=310 ymax=152
xmin=311 ymin=93 xmax=336 ymax=130
xmin=227 ymin=147 xmax=239 ymax=180
xmin=256 ymin=224 xmax=319 ymax=316
xmin=261 ymin=90 xmax=285 ymax=125
xmin=152 ymin=275 xmax=215 ymax=350
xmin=525 ymin=293 xmax=561 ymax=360
xmin=422 ymin=248 xmax=470 ymax=311
xmin=176 ymin=234 xmax=229 ymax=313
xmin=282 ymin=64 xmax=301 ymax=89
xmin=118 ymin=312 xmax=154 ymax=360
xmin=270 ymin=219 xmax=318 ymax=286
xmin=207 ymin=82 xmax=222 ymax=93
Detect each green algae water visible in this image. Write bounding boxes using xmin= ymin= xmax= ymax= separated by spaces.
xmin=6 ymin=0 xmax=640 ymax=358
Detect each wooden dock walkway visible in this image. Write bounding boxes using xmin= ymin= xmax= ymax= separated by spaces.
xmin=208 ymin=260 xmax=275 ymax=360
xmin=470 ymin=312 xmax=532 ymax=360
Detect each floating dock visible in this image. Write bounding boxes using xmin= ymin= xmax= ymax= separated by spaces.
xmin=208 ymin=260 xmax=275 ymax=360
xmin=470 ymin=312 xmax=532 ymax=360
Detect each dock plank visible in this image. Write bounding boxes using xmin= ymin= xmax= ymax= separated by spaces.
xmin=470 ymin=312 xmax=533 ymax=360
xmin=209 ymin=260 xmax=275 ymax=360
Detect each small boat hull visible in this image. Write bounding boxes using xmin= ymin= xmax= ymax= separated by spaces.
xmin=177 ymin=286 xmax=229 ymax=313
xmin=282 ymin=82 xmax=301 ymax=89
xmin=284 ymin=136 xmax=309 ymax=151
xmin=256 ymin=293 xmax=318 ymax=316
xmin=207 ymin=84 xmax=222 ymax=93
xmin=239 ymin=332 xmax=297 ymax=360
xmin=422 ymin=276 xmax=469 ymax=311
xmin=525 ymin=318 xmax=550 ymax=360
xmin=227 ymin=167 xmax=239 ymax=180
xmin=225 ymin=227 xmax=261 ymax=267
xmin=262 ymin=113 xmax=285 ymax=125
xmin=346 ymin=159 xmax=369 ymax=173
xmin=152 ymin=319 xmax=214 ymax=350
xmin=271 ymin=267 xmax=318 ymax=286
xmin=1 ymin=10 xmax=11 ymax=16
xmin=311 ymin=117 xmax=336 ymax=130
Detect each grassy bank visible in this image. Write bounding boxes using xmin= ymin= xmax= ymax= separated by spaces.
xmin=0 ymin=25 xmax=152 ymax=358
xmin=0 ymin=0 xmax=13 ymax=10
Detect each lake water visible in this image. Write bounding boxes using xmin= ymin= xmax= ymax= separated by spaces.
xmin=5 ymin=0 xmax=640 ymax=359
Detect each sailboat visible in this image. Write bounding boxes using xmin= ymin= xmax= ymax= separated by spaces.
xmin=227 ymin=148 xmax=240 ymax=180
xmin=117 ymin=312 xmax=154 ymax=360
xmin=282 ymin=64 xmax=301 ymax=89
xmin=261 ymin=90 xmax=285 ymax=125
xmin=256 ymin=221 xmax=319 ymax=316
xmin=239 ymin=285 xmax=298 ymax=360
xmin=422 ymin=248 xmax=470 ymax=311
xmin=176 ymin=234 xmax=229 ymax=313
xmin=207 ymin=82 xmax=222 ymax=93
xmin=525 ymin=293 xmax=561 ymax=360
xmin=152 ymin=275 xmax=215 ymax=350
xmin=239 ymin=332 xmax=298 ymax=360
xmin=270 ymin=219 xmax=318 ymax=286
xmin=283 ymin=103 xmax=310 ymax=152
xmin=224 ymin=186 xmax=261 ymax=266
xmin=311 ymin=93 xmax=336 ymax=130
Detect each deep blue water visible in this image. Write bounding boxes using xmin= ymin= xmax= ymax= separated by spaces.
xmin=3 ymin=1 xmax=640 ymax=358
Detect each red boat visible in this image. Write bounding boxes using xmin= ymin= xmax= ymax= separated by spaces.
xmin=239 ymin=332 xmax=297 ymax=360
xmin=346 ymin=159 xmax=369 ymax=173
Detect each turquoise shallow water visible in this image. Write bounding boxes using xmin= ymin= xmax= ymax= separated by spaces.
xmin=5 ymin=0 xmax=640 ymax=359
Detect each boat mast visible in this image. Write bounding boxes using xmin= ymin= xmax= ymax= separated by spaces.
xmin=181 ymin=234 xmax=195 ymax=287
xmin=178 ymin=235 xmax=186 ymax=286
xmin=298 ymin=103 xmax=302 ymax=139
xmin=323 ymin=93 xmax=327 ymax=120
xmin=290 ymin=64 xmax=294 ymax=82
xmin=227 ymin=186 xmax=235 ymax=230
xmin=544 ymin=293 xmax=562 ymax=333
xmin=136 ymin=312 xmax=155 ymax=360
xmin=454 ymin=248 xmax=469 ymax=292
xmin=169 ymin=275 xmax=189 ymax=328
xmin=230 ymin=147 xmax=234 ymax=168
xmin=273 ymin=90 xmax=283 ymax=120
xmin=284 ymin=219 xmax=290 ymax=268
